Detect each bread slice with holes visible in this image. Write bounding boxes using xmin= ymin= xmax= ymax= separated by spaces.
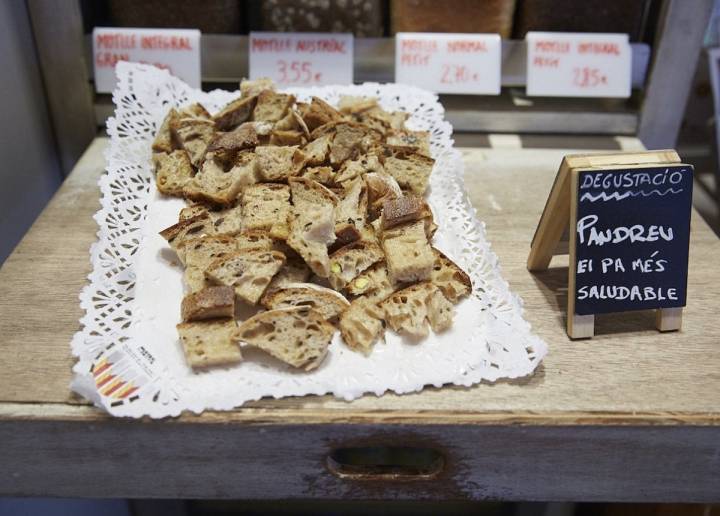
xmin=170 ymin=116 xmax=215 ymax=168
xmin=431 ymin=248 xmax=472 ymax=303
xmin=159 ymin=213 xmax=216 ymax=264
xmin=181 ymin=286 xmax=235 ymax=322
xmin=286 ymin=204 xmax=336 ymax=277
xmin=289 ymin=177 xmax=338 ymax=210
xmin=183 ymin=152 xmax=257 ymax=206
xmin=381 ymin=195 xmax=431 ymax=230
xmin=266 ymin=258 xmax=312 ymax=292
xmin=335 ymin=153 xmax=383 ymax=184
xmin=365 ymin=172 xmax=402 ymax=220
xmin=234 ymin=306 xmax=333 ymax=370
xmin=154 ymin=150 xmax=195 ymax=197
xmin=334 ymin=177 xmax=368 ymax=246
xmin=302 ymin=97 xmax=344 ymax=131
xmin=346 ymin=262 xmax=397 ymax=303
xmin=207 ymin=123 xmax=259 ymax=166
xmin=234 ymin=230 xmax=275 ymax=252
xmin=381 ymin=220 xmax=434 ymax=283
xmin=180 ymin=235 xmax=239 ymax=292
xmin=177 ymin=319 xmax=241 ymax=369
xmin=255 ymin=145 xmax=306 ymax=182
xmin=339 ymin=297 xmax=385 ymax=354
xmin=386 ymin=129 xmax=431 ymax=156
xmin=205 ymin=250 xmax=286 ymax=305
xmin=302 ymin=133 xmax=333 ymax=166
xmin=152 ymin=108 xmax=178 ymax=153
xmin=213 ymin=95 xmax=257 ymax=131
xmin=253 ymin=90 xmax=295 ymax=123
xmin=382 ymin=148 xmax=434 ymax=195
xmin=328 ymin=240 xmax=385 ymax=290
xmin=240 ymin=183 xmax=291 ymax=239
xmin=380 ymin=282 xmax=453 ymax=337
xmin=261 ymin=283 xmax=350 ymax=322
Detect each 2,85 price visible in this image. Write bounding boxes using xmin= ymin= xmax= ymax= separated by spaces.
xmin=276 ymin=60 xmax=322 ymax=84
xmin=573 ymin=67 xmax=608 ymax=88
xmin=440 ymin=64 xmax=479 ymax=84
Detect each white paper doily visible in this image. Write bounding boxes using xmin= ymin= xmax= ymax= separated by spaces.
xmin=71 ymin=62 xmax=547 ymax=418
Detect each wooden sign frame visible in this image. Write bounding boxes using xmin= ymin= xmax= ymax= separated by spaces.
xmin=528 ymin=150 xmax=689 ymax=339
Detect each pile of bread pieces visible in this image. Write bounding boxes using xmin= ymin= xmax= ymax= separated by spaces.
xmin=152 ymin=78 xmax=472 ymax=372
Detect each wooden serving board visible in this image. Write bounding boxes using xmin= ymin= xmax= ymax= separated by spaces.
xmin=0 ymin=138 xmax=719 ymax=501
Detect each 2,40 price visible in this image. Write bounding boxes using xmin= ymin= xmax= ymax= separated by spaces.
xmin=440 ymin=64 xmax=479 ymax=84
xmin=573 ymin=67 xmax=608 ymax=88
xmin=276 ymin=60 xmax=322 ymax=84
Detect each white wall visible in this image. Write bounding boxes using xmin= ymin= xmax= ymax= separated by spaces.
xmin=0 ymin=0 xmax=62 ymax=264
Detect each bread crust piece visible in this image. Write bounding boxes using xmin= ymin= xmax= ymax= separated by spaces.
xmin=234 ymin=306 xmax=333 ymax=370
xmin=386 ymin=129 xmax=431 ymax=156
xmin=346 ymin=262 xmax=397 ymax=303
xmin=205 ymin=250 xmax=286 ymax=305
xmin=337 ymin=95 xmax=378 ymax=115
xmin=380 ymin=220 xmax=434 ymax=283
xmin=177 ymin=319 xmax=241 ymax=369
xmin=253 ymin=90 xmax=295 ymax=123
xmin=335 ymin=153 xmax=384 ymax=184
xmin=170 ymin=116 xmax=216 ymax=168
xmin=213 ymin=95 xmax=258 ymax=131
xmin=181 ymin=286 xmax=235 ymax=322
xmin=207 ymin=123 xmax=259 ymax=165
xmin=299 ymin=166 xmax=335 ymax=185
xmin=152 ymin=108 xmax=178 ymax=153
xmin=240 ymin=78 xmax=275 ymax=98
xmin=328 ymin=240 xmax=385 ymax=290
xmin=159 ymin=213 xmax=216 ymax=263
xmin=255 ymin=145 xmax=306 ymax=182
xmin=339 ymin=297 xmax=385 ymax=354
xmin=380 ymin=282 xmax=454 ymax=338
xmin=302 ymin=133 xmax=333 ymax=166
xmin=154 ymin=149 xmax=195 ymax=197
xmin=302 ymin=97 xmax=344 ymax=131
xmin=240 ymin=183 xmax=291 ymax=238
xmin=333 ymin=177 xmax=368 ymax=248
xmin=431 ymin=248 xmax=472 ymax=303
xmin=289 ymin=177 xmax=338 ymax=210
xmin=261 ymin=282 xmax=350 ymax=322
xmin=286 ymin=204 xmax=336 ymax=277
xmin=183 ymin=152 xmax=257 ymax=206
xmin=365 ymin=172 xmax=403 ymax=220
xmin=180 ymin=235 xmax=239 ymax=292
xmin=270 ymin=129 xmax=305 ymax=146
xmin=380 ymin=195 xmax=435 ymax=237
xmin=381 ymin=147 xmax=435 ymax=195
xmin=266 ymin=258 xmax=312 ymax=292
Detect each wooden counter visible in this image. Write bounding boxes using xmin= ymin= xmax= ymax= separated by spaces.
xmin=0 ymin=137 xmax=718 ymax=501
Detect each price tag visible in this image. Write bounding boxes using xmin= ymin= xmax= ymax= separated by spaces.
xmin=93 ymin=27 xmax=201 ymax=93
xmin=395 ymin=33 xmax=501 ymax=95
xmin=526 ymin=32 xmax=631 ymax=98
xmin=249 ymin=32 xmax=353 ymax=86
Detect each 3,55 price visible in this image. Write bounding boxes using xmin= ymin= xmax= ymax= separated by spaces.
xmin=276 ymin=60 xmax=322 ymax=84
xmin=573 ymin=67 xmax=608 ymax=88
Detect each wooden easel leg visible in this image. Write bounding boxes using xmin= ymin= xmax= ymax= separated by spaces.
xmin=568 ymin=314 xmax=595 ymax=339
xmin=656 ymin=307 xmax=683 ymax=332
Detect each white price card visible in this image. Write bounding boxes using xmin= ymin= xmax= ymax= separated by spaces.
xmin=526 ymin=32 xmax=631 ymax=98
xmin=249 ymin=32 xmax=354 ymax=86
xmin=395 ymin=33 xmax=501 ymax=95
xmin=93 ymin=27 xmax=201 ymax=93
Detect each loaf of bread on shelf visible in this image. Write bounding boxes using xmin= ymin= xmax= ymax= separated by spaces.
xmin=234 ymin=306 xmax=333 ymax=370
xmin=177 ymin=318 xmax=241 ymax=369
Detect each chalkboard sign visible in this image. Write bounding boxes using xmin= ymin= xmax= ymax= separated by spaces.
xmin=572 ymin=165 xmax=693 ymax=315
xmin=527 ymin=150 xmax=694 ymax=338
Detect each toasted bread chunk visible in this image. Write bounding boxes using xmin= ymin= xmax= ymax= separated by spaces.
xmin=152 ymin=108 xmax=178 ymax=153
xmin=287 ymin=204 xmax=336 ymax=277
xmin=184 ymin=152 xmax=257 ymax=206
xmin=328 ymin=122 xmax=379 ymax=166
xmin=302 ymin=133 xmax=333 ymax=166
xmin=170 ymin=116 xmax=215 ymax=168
xmin=334 ymin=177 xmax=368 ymax=246
xmin=381 ymin=220 xmax=434 ymax=283
xmin=335 ymin=153 xmax=383 ymax=184
xmin=261 ymin=283 xmax=350 ymax=322
xmin=205 ymin=250 xmax=286 ymax=305
xmin=253 ymin=90 xmax=295 ymax=123
xmin=177 ymin=319 xmax=241 ymax=369
xmin=182 ymin=235 xmax=238 ymax=271
xmin=339 ymin=297 xmax=385 ymax=354
xmin=328 ymin=240 xmax=384 ymax=290
xmin=207 ymin=123 xmax=259 ymax=166
xmin=154 ymin=150 xmax=195 ymax=197
xmin=338 ymin=95 xmax=378 ymax=115
xmin=270 ymin=129 xmax=305 ymax=146
xmin=299 ymin=165 xmax=335 ymax=185
xmin=234 ymin=230 xmax=275 ymax=252
xmin=184 ymin=266 xmax=209 ymax=293
xmin=234 ymin=306 xmax=332 ymax=370
xmin=255 ymin=145 xmax=305 ymax=181
xmin=381 ymin=282 xmax=453 ymax=337
xmin=365 ymin=172 xmax=403 ymax=219
xmin=302 ymin=97 xmax=344 ymax=131
xmin=361 ymin=108 xmax=408 ymax=132
xmin=179 ymin=204 xmax=210 ymax=221
xmin=181 ymin=286 xmax=235 ymax=322
xmin=382 ymin=149 xmax=434 ymax=195
xmin=159 ymin=213 xmax=216 ymax=263
xmin=289 ymin=177 xmax=338 ymax=210
xmin=386 ymin=129 xmax=431 ymax=156
xmin=346 ymin=262 xmax=396 ymax=303
xmin=240 ymin=183 xmax=291 ymax=238
xmin=179 ymin=103 xmax=211 ymax=119
xmin=213 ymin=95 xmax=257 ymax=131
xmin=240 ymin=77 xmax=275 ymax=97
xmin=431 ymin=249 xmax=472 ymax=303
xmin=381 ymin=195 xmax=433 ymax=231
xmin=266 ymin=258 xmax=312 ymax=292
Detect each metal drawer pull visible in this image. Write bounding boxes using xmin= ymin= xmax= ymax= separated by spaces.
xmin=327 ymin=447 xmax=444 ymax=480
